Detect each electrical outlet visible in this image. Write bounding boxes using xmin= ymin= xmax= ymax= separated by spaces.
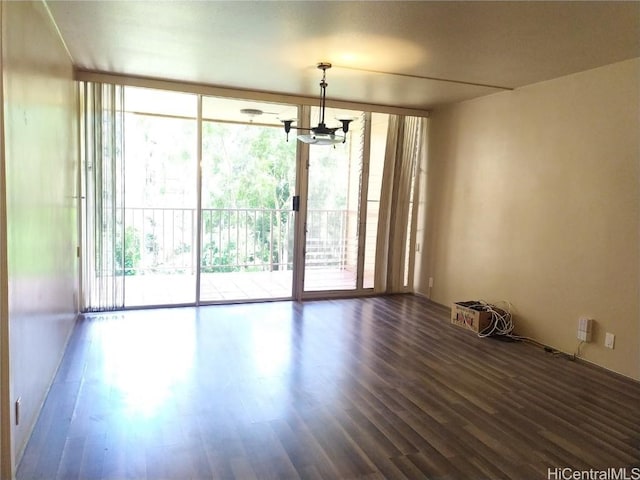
xmin=605 ymin=332 xmax=615 ymax=349
xmin=428 ymin=277 xmax=434 ymax=288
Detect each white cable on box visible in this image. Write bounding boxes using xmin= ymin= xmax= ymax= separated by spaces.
xmin=466 ymin=300 xmax=514 ymax=338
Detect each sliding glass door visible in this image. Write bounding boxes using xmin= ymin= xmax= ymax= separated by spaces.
xmin=123 ymin=88 xmax=198 ymax=307
xmin=115 ymin=90 xmax=300 ymax=306
xmin=303 ymin=107 xmax=364 ymax=292
xmin=199 ymin=97 xmax=298 ymax=302
xmin=81 ymin=81 xmax=422 ymax=311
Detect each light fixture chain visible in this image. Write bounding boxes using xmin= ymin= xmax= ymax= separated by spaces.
xmin=320 ymin=74 xmax=327 ymax=126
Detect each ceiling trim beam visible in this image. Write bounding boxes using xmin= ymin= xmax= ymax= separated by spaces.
xmin=333 ymin=65 xmax=514 ymax=91
xmin=74 ymin=69 xmax=431 ymax=118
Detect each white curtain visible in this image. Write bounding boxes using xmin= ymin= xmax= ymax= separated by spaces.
xmin=80 ymin=82 xmax=125 ymax=311
xmin=374 ymin=115 xmax=425 ymax=293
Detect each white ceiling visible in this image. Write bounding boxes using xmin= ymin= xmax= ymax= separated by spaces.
xmin=46 ymin=1 xmax=640 ymax=111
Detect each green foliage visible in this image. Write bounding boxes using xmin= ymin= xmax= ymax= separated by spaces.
xmin=124 ymin=112 xmax=353 ymax=276
xmin=116 ymin=225 xmax=141 ymax=276
xmin=201 ymin=241 xmax=237 ymax=273
xmin=126 ymin=114 xmax=196 ymax=209
xmin=201 ymin=123 xmax=296 ymax=270
xmin=307 ymin=145 xmax=349 ymax=210
xmin=173 ymin=242 xmax=191 ymax=256
xmin=202 ymin=122 xmax=295 ymax=210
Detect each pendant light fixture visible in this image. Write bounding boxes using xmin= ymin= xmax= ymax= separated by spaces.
xmin=282 ymin=63 xmax=352 ymax=145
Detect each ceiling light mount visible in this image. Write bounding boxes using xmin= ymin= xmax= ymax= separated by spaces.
xmin=283 ymin=62 xmax=352 ymax=145
xmin=240 ymin=108 xmax=264 ymax=117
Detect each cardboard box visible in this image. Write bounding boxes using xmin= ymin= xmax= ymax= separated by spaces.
xmin=451 ymin=301 xmax=493 ymax=333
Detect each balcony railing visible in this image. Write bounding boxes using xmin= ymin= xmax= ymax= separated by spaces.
xmin=119 ymin=207 xmax=351 ymax=275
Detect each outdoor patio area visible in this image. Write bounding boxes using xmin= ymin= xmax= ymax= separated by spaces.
xmin=123 ymin=268 xmax=358 ymax=306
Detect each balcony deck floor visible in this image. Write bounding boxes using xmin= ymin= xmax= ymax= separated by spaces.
xmin=123 ymin=269 xmax=359 ymax=307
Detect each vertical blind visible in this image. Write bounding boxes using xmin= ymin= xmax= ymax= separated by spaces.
xmin=80 ymin=82 xmax=125 ymax=311
xmin=374 ymin=115 xmax=426 ymax=293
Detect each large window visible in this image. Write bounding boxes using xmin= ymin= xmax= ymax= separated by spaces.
xmin=123 ymin=88 xmax=198 ymax=306
xmin=80 ymin=81 xmax=425 ymax=310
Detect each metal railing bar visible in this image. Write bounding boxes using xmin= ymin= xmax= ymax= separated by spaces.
xmin=122 ymin=206 xmax=352 ymax=273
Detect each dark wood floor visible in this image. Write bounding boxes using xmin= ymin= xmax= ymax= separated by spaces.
xmin=17 ymin=295 xmax=640 ymax=479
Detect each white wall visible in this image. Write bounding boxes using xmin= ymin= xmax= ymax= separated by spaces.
xmin=417 ymin=58 xmax=640 ymax=379
xmin=1 ymin=1 xmax=78 ymax=474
